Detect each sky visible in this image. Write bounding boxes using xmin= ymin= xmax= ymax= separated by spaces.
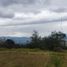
xmin=0 ymin=0 xmax=67 ymax=37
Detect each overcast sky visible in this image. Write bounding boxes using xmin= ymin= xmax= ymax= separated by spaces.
xmin=0 ymin=0 xmax=67 ymax=37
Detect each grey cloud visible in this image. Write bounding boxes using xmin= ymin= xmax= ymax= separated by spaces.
xmin=0 ymin=0 xmax=38 ymax=6
xmin=0 ymin=0 xmax=67 ymax=37
xmin=0 ymin=22 xmax=62 ymax=37
xmin=50 ymin=8 xmax=67 ymax=13
xmin=0 ymin=16 xmax=67 ymax=27
xmin=47 ymin=0 xmax=67 ymax=13
xmin=0 ymin=0 xmax=48 ymax=6
xmin=0 ymin=12 xmax=14 ymax=18
xmin=0 ymin=0 xmax=48 ymax=14
xmin=0 ymin=0 xmax=49 ymax=12
xmin=0 ymin=0 xmax=67 ymax=13
xmin=0 ymin=0 xmax=14 ymax=6
xmin=0 ymin=8 xmax=14 ymax=18
xmin=0 ymin=0 xmax=67 ymax=14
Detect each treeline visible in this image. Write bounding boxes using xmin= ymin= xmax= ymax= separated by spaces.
xmin=0 ymin=31 xmax=67 ymax=51
xmin=27 ymin=31 xmax=67 ymax=51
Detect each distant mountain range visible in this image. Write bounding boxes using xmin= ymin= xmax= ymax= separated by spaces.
xmin=0 ymin=36 xmax=67 ymax=45
xmin=0 ymin=37 xmax=31 ymax=44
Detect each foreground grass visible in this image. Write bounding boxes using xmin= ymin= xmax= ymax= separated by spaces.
xmin=0 ymin=48 xmax=66 ymax=67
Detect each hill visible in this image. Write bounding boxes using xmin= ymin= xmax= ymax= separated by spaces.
xmin=0 ymin=37 xmax=31 ymax=44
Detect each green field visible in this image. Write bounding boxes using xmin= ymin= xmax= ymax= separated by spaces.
xmin=0 ymin=48 xmax=67 ymax=67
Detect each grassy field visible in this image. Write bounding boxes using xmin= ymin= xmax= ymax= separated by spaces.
xmin=0 ymin=48 xmax=67 ymax=67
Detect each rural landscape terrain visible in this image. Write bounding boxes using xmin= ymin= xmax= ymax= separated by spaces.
xmin=0 ymin=48 xmax=67 ymax=67
xmin=0 ymin=0 xmax=67 ymax=67
xmin=0 ymin=31 xmax=67 ymax=67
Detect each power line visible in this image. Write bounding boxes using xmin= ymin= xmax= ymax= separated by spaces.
xmin=60 ymin=15 xmax=63 ymax=32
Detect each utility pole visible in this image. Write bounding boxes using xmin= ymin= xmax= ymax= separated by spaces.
xmin=60 ymin=15 xmax=66 ymax=48
xmin=60 ymin=14 xmax=63 ymax=32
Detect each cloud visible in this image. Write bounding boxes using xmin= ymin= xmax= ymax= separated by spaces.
xmin=0 ymin=11 xmax=14 ymax=18
xmin=0 ymin=6 xmax=14 ymax=18
xmin=0 ymin=21 xmax=66 ymax=37
xmin=0 ymin=0 xmax=67 ymax=36
xmin=0 ymin=0 xmax=47 ymax=6
xmin=0 ymin=0 xmax=67 ymax=13
xmin=0 ymin=10 xmax=67 ymax=26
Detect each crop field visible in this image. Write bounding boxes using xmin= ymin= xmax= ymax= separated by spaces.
xmin=0 ymin=48 xmax=67 ymax=67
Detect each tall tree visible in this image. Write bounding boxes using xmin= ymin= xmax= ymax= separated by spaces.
xmin=43 ymin=31 xmax=66 ymax=50
xmin=30 ymin=31 xmax=41 ymax=48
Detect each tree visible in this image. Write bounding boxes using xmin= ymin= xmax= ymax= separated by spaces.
xmin=0 ymin=37 xmax=6 ymax=48
xmin=4 ymin=39 xmax=15 ymax=48
xmin=43 ymin=31 xmax=66 ymax=51
xmin=29 ymin=31 xmax=41 ymax=48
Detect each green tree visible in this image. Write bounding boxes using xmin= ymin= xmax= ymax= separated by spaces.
xmin=4 ymin=39 xmax=15 ymax=48
xmin=43 ymin=31 xmax=66 ymax=51
xmin=30 ymin=31 xmax=41 ymax=48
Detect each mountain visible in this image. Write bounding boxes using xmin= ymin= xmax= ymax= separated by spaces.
xmin=0 ymin=37 xmax=31 ymax=44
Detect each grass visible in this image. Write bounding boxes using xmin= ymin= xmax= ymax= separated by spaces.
xmin=0 ymin=48 xmax=66 ymax=67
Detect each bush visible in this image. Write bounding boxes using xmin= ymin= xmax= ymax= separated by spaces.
xmin=4 ymin=39 xmax=15 ymax=48
xmin=53 ymin=47 xmax=64 ymax=52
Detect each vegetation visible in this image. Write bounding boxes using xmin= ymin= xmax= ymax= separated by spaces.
xmin=0 ymin=31 xmax=66 ymax=67
xmin=0 ymin=31 xmax=66 ymax=52
xmin=46 ymin=53 xmax=64 ymax=67
xmin=0 ymin=48 xmax=66 ymax=67
xmin=27 ymin=31 xmax=66 ymax=51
